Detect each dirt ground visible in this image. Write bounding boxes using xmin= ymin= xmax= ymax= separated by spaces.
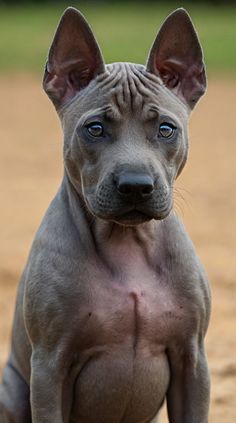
xmin=0 ymin=74 xmax=235 ymax=422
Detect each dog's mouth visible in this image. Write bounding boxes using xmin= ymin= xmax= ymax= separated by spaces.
xmin=85 ymin=188 xmax=172 ymax=226
xmin=90 ymin=204 xmax=172 ymax=226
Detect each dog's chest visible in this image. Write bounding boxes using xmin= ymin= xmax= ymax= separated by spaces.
xmin=74 ymin=254 xmax=186 ymax=353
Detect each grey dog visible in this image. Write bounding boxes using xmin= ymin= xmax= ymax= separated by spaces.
xmin=0 ymin=7 xmax=211 ymax=423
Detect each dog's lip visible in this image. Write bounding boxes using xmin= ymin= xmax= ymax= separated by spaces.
xmin=112 ymin=206 xmax=154 ymax=219
xmin=120 ymin=209 xmax=152 ymax=220
xmin=86 ymin=194 xmax=172 ymax=224
xmin=112 ymin=210 xmax=152 ymax=226
xmin=111 ymin=201 xmax=173 ymax=225
xmin=90 ymin=206 xmax=153 ymax=225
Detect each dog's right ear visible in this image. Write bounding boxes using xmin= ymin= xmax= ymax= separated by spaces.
xmin=43 ymin=7 xmax=105 ymax=109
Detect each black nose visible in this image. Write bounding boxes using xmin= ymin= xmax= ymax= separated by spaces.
xmin=115 ymin=172 xmax=154 ymax=200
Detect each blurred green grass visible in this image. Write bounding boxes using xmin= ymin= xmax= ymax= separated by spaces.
xmin=0 ymin=1 xmax=235 ymax=75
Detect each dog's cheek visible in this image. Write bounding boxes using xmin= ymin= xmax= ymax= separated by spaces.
xmin=65 ymin=160 xmax=83 ymax=195
xmin=63 ymin=141 xmax=82 ymax=187
xmin=173 ymin=137 xmax=189 ymax=178
xmin=79 ymin=162 xmax=103 ymax=212
xmin=164 ymin=137 xmax=188 ymax=182
xmin=64 ymin=132 xmax=100 ymax=194
xmin=176 ymin=146 xmax=188 ymax=178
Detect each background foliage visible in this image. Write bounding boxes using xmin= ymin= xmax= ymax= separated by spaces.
xmin=0 ymin=1 xmax=235 ymax=74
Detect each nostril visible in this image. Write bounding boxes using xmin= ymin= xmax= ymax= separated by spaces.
xmin=118 ymin=183 xmax=133 ymax=195
xmin=142 ymin=183 xmax=154 ymax=195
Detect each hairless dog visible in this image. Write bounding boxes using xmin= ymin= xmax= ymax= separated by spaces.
xmin=0 ymin=7 xmax=211 ymax=423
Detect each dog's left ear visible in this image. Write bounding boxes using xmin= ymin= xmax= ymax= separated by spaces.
xmin=43 ymin=7 xmax=105 ymax=109
xmin=146 ymin=8 xmax=206 ymax=109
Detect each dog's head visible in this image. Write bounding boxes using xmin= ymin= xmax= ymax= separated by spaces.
xmin=43 ymin=7 xmax=206 ymax=226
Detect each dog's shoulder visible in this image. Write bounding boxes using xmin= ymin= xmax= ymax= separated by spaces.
xmin=160 ymin=212 xmax=205 ymax=271
xmin=159 ymin=212 xmax=211 ymax=332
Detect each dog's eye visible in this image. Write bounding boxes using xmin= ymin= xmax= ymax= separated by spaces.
xmin=86 ymin=122 xmax=104 ymax=138
xmin=159 ymin=123 xmax=176 ymax=139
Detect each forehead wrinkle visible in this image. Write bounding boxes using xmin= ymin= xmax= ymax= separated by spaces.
xmin=83 ymin=63 xmax=188 ymax=122
xmin=127 ymin=70 xmax=144 ymax=112
xmin=112 ymin=63 xmax=132 ymax=113
xmin=105 ymin=103 xmax=122 ymax=121
xmin=101 ymin=63 xmax=128 ymax=115
xmin=78 ymin=105 xmax=115 ymax=125
xmin=105 ymin=63 xmax=159 ymax=117
xmin=132 ymin=66 xmax=189 ymax=116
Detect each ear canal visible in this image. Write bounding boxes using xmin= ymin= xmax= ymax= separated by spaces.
xmin=43 ymin=7 xmax=105 ymax=109
xmin=146 ymin=8 xmax=206 ymax=109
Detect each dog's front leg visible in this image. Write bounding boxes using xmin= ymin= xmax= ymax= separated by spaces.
xmin=30 ymin=349 xmax=64 ymax=423
xmin=166 ymin=340 xmax=210 ymax=423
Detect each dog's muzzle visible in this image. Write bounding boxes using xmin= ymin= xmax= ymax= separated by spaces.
xmin=85 ymin=169 xmax=172 ymax=226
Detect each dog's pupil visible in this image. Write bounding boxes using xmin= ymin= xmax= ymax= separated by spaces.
xmin=88 ymin=123 xmax=103 ymax=137
xmin=159 ymin=124 xmax=174 ymax=138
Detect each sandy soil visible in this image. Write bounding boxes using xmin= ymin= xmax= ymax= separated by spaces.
xmin=0 ymin=74 xmax=235 ymax=422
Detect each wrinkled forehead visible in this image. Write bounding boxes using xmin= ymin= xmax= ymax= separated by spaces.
xmin=104 ymin=63 xmax=188 ymax=120
xmin=61 ymin=62 xmax=189 ymax=125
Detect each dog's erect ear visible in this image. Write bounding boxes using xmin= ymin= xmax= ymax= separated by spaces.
xmin=146 ymin=8 xmax=206 ymax=109
xmin=43 ymin=7 xmax=105 ymax=108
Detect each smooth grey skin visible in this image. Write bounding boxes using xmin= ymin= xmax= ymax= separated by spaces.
xmin=0 ymin=7 xmax=211 ymax=423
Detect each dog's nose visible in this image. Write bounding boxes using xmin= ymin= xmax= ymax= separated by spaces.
xmin=115 ymin=172 xmax=154 ymax=200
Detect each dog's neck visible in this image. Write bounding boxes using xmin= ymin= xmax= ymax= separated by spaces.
xmin=92 ymin=218 xmax=159 ymax=273
xmin=62 ymin=172 xmax=160 ymax=273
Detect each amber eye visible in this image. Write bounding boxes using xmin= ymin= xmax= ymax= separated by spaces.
xmin=86 ymin=122 xmax=104 ymax=138
xmin=159 ymin=123 xmax=176 ymax=139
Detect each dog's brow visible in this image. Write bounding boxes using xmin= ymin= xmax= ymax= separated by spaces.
xmin=104 ymin=106 xmax=122 ymax=121
xmin=145 ymin=105 xmax=160 ymax=119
